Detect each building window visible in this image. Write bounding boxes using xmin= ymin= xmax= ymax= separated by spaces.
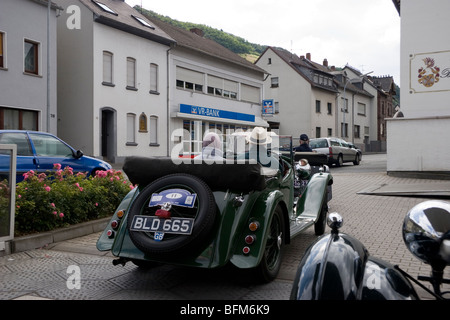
xmin=316 ymin=127 xmax=321 ymax=138
xmin=176 ymin=67 xmax=204 ymax=93
xmin=24 ymin=40 xmax=39 ymax=75
xmin=315 ymin=100 xmax=321 ymax=113
xmin=271 ymin=77 xmax=279 ymax=88
xmin=139 ymin=112 xmax=147 ymax=132
xmin=0 ymin=32 xmax=5 ymax=68
xmin=0 ymin=108 xmax=38 ymax=130
xmin=268 ymin=58 xmax=272 ymax=65
xmin=92 ymin=1 xmax=118 ymax=15
xmin=126 ymin=57 xmax=137 ymax=90
xmin=102 ymin=51 xmax=114 ymax=85
xmin=354 ymin=125 xmax=361 ymax=138
xmin=341 ymin=98 xmax=348 ymax=112
xmin=241 ymin=84 xmax=260 ymax=104
xmin=358 ymin=102 xmax=366 ymax=116
xmin=207 ymin=75 xmax=237 ymax=99
xmin=132 ymin=15 xmax=155 ymax=29
xmin=150 ymin=116 xmax=158 ymax=145
xmin=328 ymin=128 xmax=332 ymax=136
xmin=341 ymin=123 xmax=348 ymax=138
xmin=150 ymin=63 xmax=158 ymax=93
xmin=275 ymin=102 xmax=280 ymax=114
xmin=327 ymin=103 xmax=332 ymax=115
xmin=126 ymin=113 xmax=136 ymax=145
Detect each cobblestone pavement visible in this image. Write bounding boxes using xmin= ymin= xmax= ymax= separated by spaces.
xmin=1 ymin=155 xmax=449 ymax=300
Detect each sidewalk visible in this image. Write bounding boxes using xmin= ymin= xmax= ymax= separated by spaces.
xmin=1 ymin=164 xmax=450 ymax=300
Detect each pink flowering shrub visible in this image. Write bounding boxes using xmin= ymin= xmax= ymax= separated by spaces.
xmin=0 ymin=180 xmax=11 ymax=236
xmin=15 ymin=164 xmax=135 ymax=235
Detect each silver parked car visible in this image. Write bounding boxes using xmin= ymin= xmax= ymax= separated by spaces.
xmin=309 ymin=137 xmax=360 ymax=166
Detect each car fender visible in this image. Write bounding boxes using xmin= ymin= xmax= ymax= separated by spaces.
xmin=229 ymin=188 xmax=287 ymax=269
xmin=96 ymin=187 xmax=139 ymax=252
xmin=290 ymin=232 xmax=419 ymax=300
xmin=296 ymin=171 xmax=333 ymax=222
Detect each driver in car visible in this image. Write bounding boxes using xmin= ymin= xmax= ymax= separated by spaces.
xmin=294 ymin=134 xmax=313 ymax=152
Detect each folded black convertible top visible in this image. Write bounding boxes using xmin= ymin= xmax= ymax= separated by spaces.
xmin=123 ymin=157 xmax=266 ymax=193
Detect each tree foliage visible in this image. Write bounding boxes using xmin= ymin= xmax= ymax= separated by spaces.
xmin=136 ymin=6 xmax=267 ymax=56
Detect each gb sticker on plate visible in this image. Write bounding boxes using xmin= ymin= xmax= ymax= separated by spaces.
xmin=154 ymin=232 xmax=164 ymax=241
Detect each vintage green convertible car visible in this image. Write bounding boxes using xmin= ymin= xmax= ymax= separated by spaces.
xmin=97 ymin=135 xmax=333 ymax=282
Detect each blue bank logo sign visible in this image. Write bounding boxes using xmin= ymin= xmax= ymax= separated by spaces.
xmin=180 ymin=104 xmax=255 ymax=123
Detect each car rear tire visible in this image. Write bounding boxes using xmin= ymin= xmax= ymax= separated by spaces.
xmin=254 ymin=205 xmax=285 ymax=283
xmin=127 ymin=173 xmax=217 ymax=257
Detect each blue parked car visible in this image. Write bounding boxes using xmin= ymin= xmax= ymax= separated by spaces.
xmin=0 ymin=130 xmax=112 ymax=182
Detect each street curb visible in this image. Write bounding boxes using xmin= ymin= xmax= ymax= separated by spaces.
xmin=8 ymin=217 xmax=110 ymax=255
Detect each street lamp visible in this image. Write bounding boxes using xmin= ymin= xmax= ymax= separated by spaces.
xmin=341 ymin=71 xmax=373 ymax=139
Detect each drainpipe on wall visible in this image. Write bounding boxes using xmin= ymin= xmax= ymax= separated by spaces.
xmin=352 ymin=92 xmax=356 ymax=144
xmin=47 ymin=0 xmax=51 ymax=133
xmin=166 ymin=45 xmax=173 ymax=157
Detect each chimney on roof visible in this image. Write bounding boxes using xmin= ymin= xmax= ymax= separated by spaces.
xmin=190 ymin=28 xmax=204 ymax=37
xmin=306 ymin=53 xmax=311 ymax=60
xmin=323 ymin=58 xmax=328 ymax=67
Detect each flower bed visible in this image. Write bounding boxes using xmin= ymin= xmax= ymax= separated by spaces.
xmin=14 ymin=164 xmax=134 ymax=235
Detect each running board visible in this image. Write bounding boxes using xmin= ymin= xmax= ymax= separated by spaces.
xmin=290 ymin=218 xmax=315 ymax=238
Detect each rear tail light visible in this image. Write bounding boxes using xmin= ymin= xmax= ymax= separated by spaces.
xmin=116 ymin=210 xmax=125 ymax=219
xmin=329 ymin=147 xmax=333 ymax=156
xmin=245 ymin=235 xmax=256 ymax=245
xmin=249 ymin=221 xmax=260 ymax=232
xmin=111 ymin=220 xmax=119 ymax=230
xmin=243 ymin=247 xmax=250 ymax=255
xmin=106 ymin=229 xmax=115 ymax=238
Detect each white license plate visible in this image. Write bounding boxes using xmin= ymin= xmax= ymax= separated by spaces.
xmin=130 ymin=216 xmax=194 ymax=235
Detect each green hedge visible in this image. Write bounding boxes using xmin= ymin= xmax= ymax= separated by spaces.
xmin=14 ymin=165 xmax=134 ymax=235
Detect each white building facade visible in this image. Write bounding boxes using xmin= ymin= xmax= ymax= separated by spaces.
xmin=152 ymin=21 xmax=268 ymax=157
xmin=256 ymin=48 xmax=338 ymax=140
xmin=257 ymin=48 xmax=376 ymax=150
xmin=0 ymin=0 xmax=60 ymax=133
xmin=387 ymin=0 xmax=450 ymax=176
xmin=55 ymin=0 xmax=174 ymax=163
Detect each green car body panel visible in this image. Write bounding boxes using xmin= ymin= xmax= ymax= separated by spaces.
xmin=97 ymin=144 xmax=333 ymax=274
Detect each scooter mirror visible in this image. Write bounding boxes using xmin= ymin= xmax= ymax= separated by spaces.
xmin=403 ymin=200 xmax=450 ymax=268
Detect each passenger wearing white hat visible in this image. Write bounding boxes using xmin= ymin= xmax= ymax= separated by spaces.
xmin=239 ymin=127 xmax=280 ymax=172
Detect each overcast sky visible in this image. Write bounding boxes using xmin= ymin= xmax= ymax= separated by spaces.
xmin=125 ymin=0 xmax=401 ymax=86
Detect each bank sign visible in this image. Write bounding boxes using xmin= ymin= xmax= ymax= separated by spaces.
xmin=410 ymin=50 xmax=450 ymax=93
xmin=180 ymin=104 xmax=255 ymax=123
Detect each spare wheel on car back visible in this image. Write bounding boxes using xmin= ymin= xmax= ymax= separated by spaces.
xmin=127 ymin=173 xmax=217 ymax=257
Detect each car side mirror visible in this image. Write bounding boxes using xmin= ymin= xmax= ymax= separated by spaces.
xmin=73 ymin=150 xmax=84 ymax=159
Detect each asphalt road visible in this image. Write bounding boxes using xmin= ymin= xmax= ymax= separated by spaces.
xmin=329 ymin=152 xmax=387 ymax=173
xmin=2 ymin=153 xmax=449 ymax=303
